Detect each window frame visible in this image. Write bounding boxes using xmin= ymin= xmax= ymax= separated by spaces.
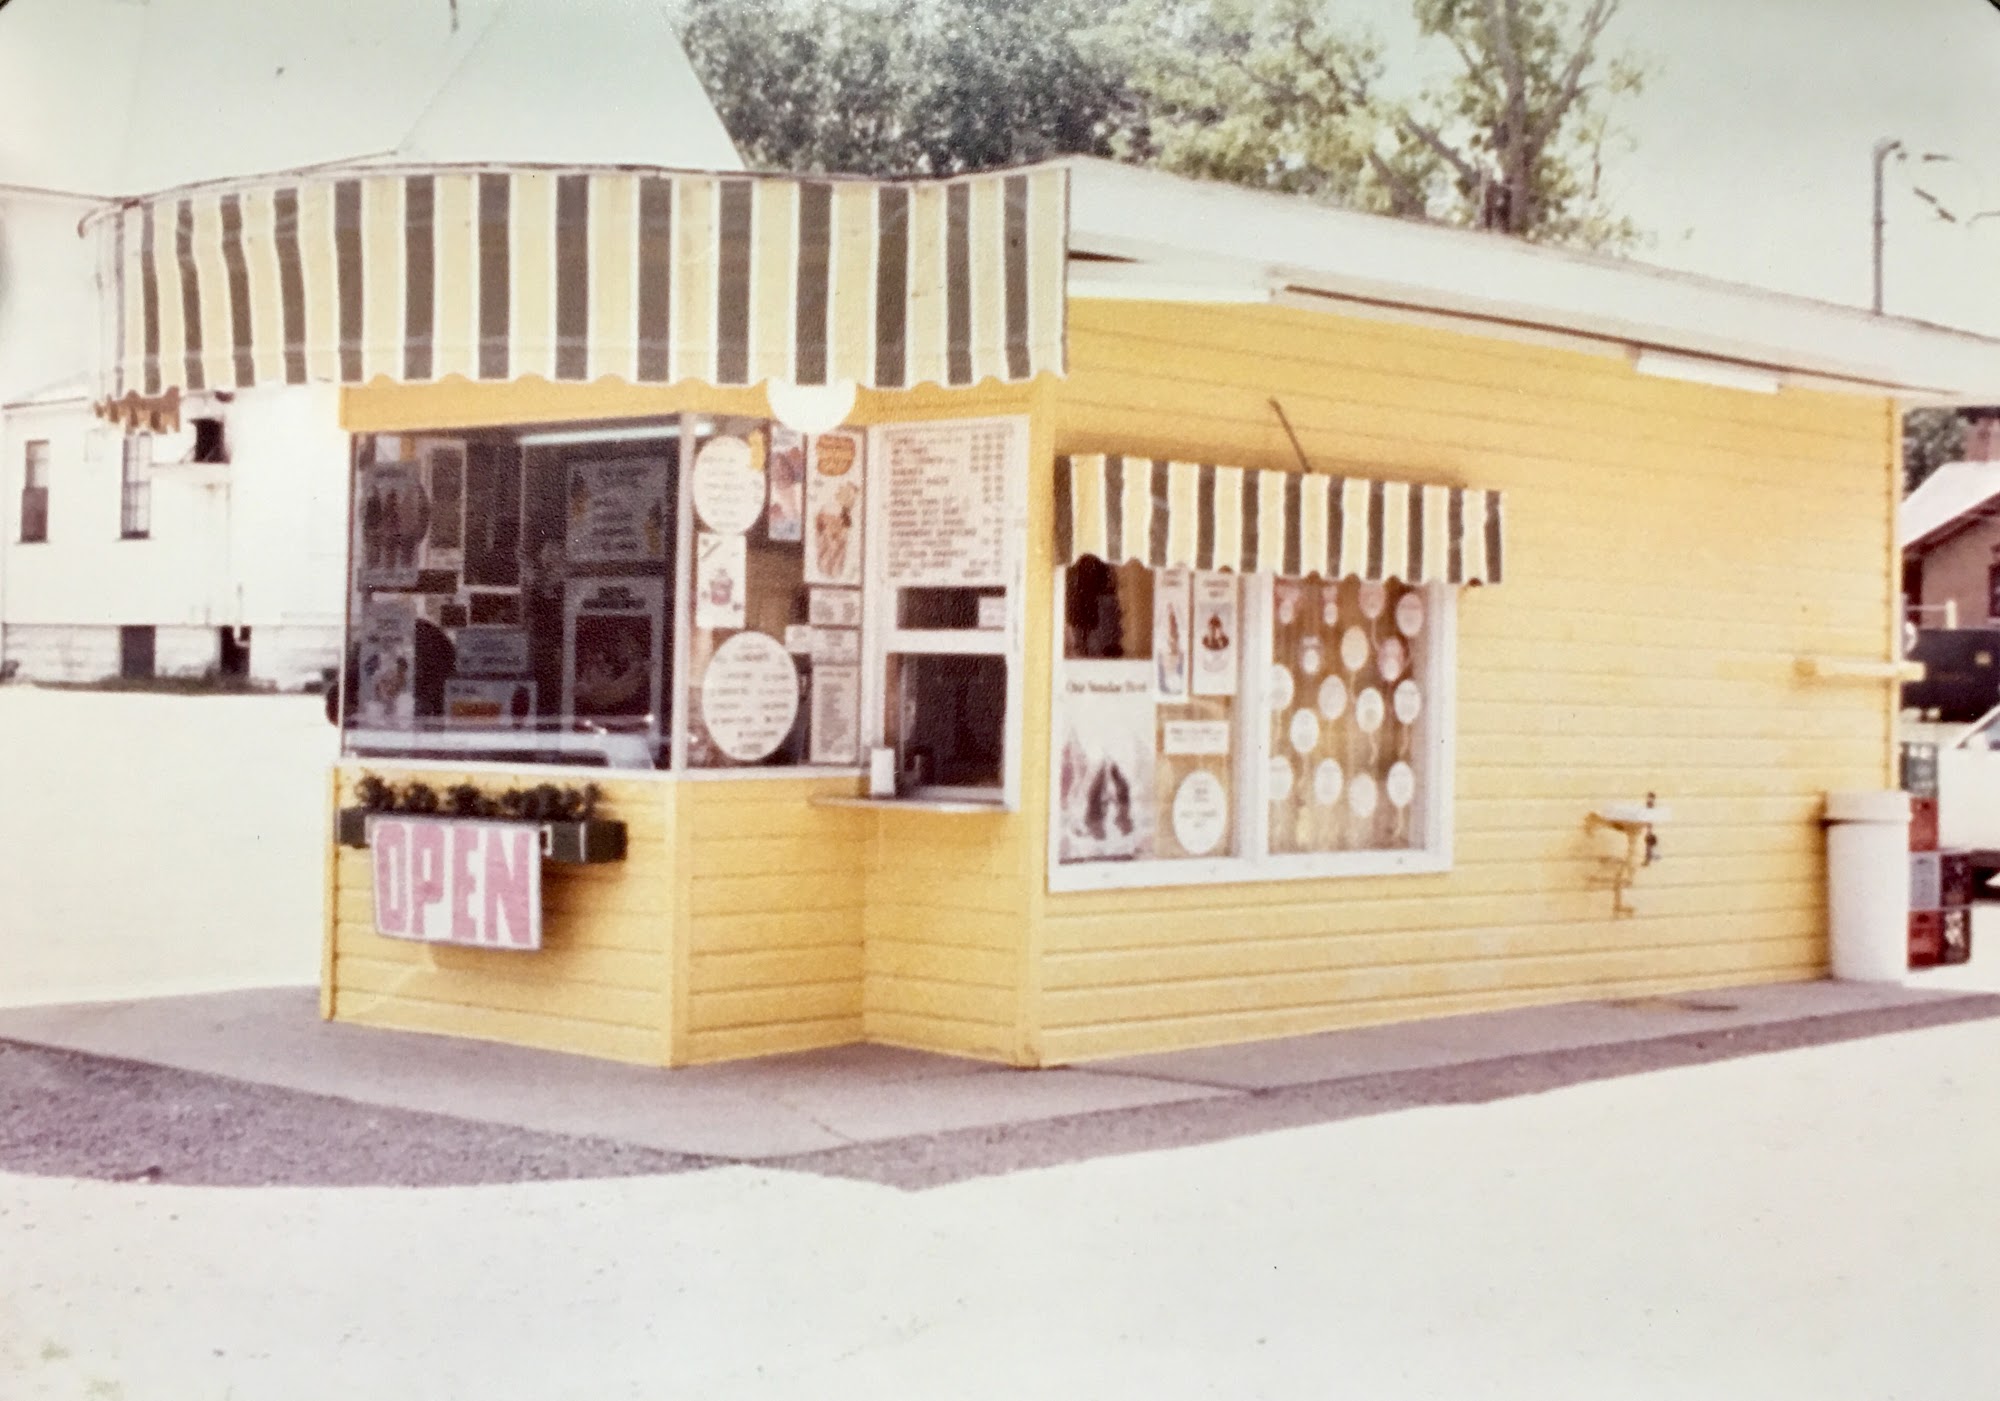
xmin=1044 ymin=568 xmax=1456 ymax=893
xmin=120 ymin=434 xmax=152 ymax=540
xmin=19 ymin=439 xmax=49 ymax=543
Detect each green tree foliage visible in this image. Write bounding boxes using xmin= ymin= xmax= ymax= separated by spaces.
xmin=676 ymin=0 xmax=1135 ymax=176
xmin=1104 ymin=0 xmax=1645 ymax=248
xmin=1904 ymin=407 xmax=1967 ymax=495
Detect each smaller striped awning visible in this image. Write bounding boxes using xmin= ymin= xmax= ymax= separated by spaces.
xmin=1056 ymin=454 xmax=1505 ymax=585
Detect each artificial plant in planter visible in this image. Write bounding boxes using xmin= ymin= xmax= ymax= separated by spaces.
xmin=336 ymin=774 xmax=625 ymax=863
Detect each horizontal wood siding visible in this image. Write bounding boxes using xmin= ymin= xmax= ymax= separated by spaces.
xmin=676 ymin=778 xmax=871 ymax=1065
xmin=1036 ymin=298 xmax=1895 ymax=1064
xmin=326 ymin=767 xmax=674 ymax=1065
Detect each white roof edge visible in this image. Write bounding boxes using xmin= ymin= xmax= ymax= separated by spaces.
xmin=1062 ymin=157 xmax=2000 ymax=401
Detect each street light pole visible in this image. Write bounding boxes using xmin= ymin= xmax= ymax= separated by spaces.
xmin=1873 ymin=137 xmax=1904 ymax=314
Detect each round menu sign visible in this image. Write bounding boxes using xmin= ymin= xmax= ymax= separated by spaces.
xmin=692 ymin=436 xmax=764 ymax=536
xmin=1172 ymin=771 xmax=1229 ymax=856
xmin=700 ymin=630 xmax=799 ymax=761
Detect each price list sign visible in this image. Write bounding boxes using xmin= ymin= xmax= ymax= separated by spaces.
xmin=882 ymin=422 xmax=1013 ymax=588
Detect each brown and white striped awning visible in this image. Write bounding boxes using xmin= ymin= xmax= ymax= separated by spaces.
xmin=1056 ymin=454 xmax=1505 ymax=585
xmin=91 ymin=163 xmax=1068 ymax=427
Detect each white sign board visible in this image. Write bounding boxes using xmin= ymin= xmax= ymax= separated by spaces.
xmin=700 ymin=629 xmax=801 ymax=762
xmin=369 ymin=816 xmax=542 ymax=950
xmin=881 ymin=420 xmax=1014 ymax=588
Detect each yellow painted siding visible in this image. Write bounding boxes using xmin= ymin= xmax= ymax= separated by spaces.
xmin=325 ymin=766 xmax=677 ymax=1065
xmin=1032 ymin=298 xmax=1897 ymax=1065
xmin=676 ymin=777 xmax=871 ymax=1065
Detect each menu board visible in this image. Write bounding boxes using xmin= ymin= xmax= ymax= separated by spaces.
xmin=700 ymin=630 xmax=801 ymax=763
xmin=881 ymin=421 xmax=1013 ymax=588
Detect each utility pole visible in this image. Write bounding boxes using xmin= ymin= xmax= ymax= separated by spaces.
xmin=1873 ymin=138 xmax=1903 ymax=314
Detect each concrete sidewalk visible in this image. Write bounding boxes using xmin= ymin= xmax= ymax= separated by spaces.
xmin=3 ymin=978 xmax=1997 ymax=1187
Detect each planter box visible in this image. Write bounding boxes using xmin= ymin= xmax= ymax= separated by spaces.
xmin=334 ymin=807 xmax=625 ymax=864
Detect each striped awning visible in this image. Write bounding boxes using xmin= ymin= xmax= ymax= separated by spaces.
xmin=1056 ymin=454 xmax=1505 ymax=585
xmin=90 ymin=163 xmax=1069 ymax=427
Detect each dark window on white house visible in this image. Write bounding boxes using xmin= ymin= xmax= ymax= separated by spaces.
xmin=191 ymin=417 xmax=227 ymax=463
xmin=19 ymin=440 xmax=48 ymax=542
xmin=121 ymin=435 xmax=152 ymax=539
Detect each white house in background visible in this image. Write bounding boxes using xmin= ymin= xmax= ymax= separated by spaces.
xmin=0 ymin=0 xmax=742 ymax=685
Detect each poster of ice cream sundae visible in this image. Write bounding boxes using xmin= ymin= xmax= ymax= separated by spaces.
xmin=357 ymin=597 xmax=418 ymax=727
xmin=1056 ymin=660 xmax=1157 ymax=863
xmin=1190 ymin=572 xmax=1239 ymax=697
xmin=694 ymin=531 xmax=747 ymax=630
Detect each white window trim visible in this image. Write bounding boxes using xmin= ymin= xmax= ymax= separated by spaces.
xmin=862 ymin=415 xmax=1030 ymax=812
xmin=1045 ymin=570 xmax=1456 ymax=893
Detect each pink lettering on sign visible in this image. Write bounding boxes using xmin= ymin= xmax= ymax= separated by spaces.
xmin=368 ymin=816 xmax=542 ymax=951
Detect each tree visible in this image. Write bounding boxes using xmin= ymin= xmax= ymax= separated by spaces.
xmin=676 ymin=0 xmax=1135 ymax=176
xmin=1905 ymin=407 xmax=1966 ymax=496
xmin=1107 ymin=0 xmax=1646 ymax=249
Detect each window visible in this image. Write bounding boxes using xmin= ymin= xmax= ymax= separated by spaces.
xmin=120 ymin=435 xmax=151 ymax=539
xmin=19 ymin=440 xmax=48 ymax=542
xmin=1050 ymin=564 xmax=1452 ymax=890
xmin=191 ymin=417 xmax=227 ymax=464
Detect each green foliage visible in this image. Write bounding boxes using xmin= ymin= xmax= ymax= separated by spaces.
xmin=1107 ymin=0 xmax=1646 ymax=248
xmin=1904 ymin=407 xmax=1967 ymax=495
xmin=676 ymin=0 xmax=1134 ymax=176
xmin=351 ymin=773 xmax=603 ymax=823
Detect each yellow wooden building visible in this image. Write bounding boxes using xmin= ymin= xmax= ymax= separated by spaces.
xmin=89 ymin=156 xmax=2000 ymax=1068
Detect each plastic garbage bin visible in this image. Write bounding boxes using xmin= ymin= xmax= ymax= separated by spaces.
xmin=1824 ymin=789 xmax=1912 ymax=982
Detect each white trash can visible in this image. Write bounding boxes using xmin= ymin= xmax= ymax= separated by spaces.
xmin=1824 ymin=789 xmax=1912 ymax=983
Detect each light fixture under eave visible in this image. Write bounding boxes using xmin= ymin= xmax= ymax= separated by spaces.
xmin=1631 ymin=348 xmax=1783 ymax=396
xmin=766 ymin=379 xmax=858 ymax=435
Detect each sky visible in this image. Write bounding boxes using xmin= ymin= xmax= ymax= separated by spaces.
xmin=1356 ymin=0 xmax=2000 ymax=337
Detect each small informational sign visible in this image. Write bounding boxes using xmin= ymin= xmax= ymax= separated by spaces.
xmin=805 ymin=432 xmax=864 ymax=586
xmin=443 ymin=678 xmax=537 ymax=729
xmin=694 ymin=531 xmax=748 ymax=630
xmin=766 ymin=427 xmax=807 ymax=543
xmin=811 ymin=627 xmax=861 ymax=666
xmin=784 ymin=624 xmax=815 ymax=655
xmin=562 ymin=577 xmax=665 ymax=726
xmin=368 ymin=815 xmax=542 ymax=951
xmin=1172 ymin=771 xmax=1228 ymax=857
xmin=881 ymin=420 xmax=1013 ymax=588
xmin=1191 ymin=572 xmax=1238 ymax=697
xmin=692 ymin=435 xmax=765 ymax=536
xmin=358 ymin=462 xmax=430 ymax=589
xmin=809 ymin=665 xmax=862 ymax=765
xmin=808 ymin=587 xmax=863 ymax=628
xmin=567 ymin=457 xmax=670 ymax=563
xmin=1163 ymin=719 xmax=1230 ymax=757
xmin=357 ymin=596 xmax=417 ymax=726
xmin=453 ymin=625 xmax=529 ymax=677
xmin=700 ymin=629 xmax=801 ymax=762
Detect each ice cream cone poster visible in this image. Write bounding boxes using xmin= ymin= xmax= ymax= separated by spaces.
xmin=562 ymin=577 xmax=666 ymax=727
xmin=1191 ymin=572 xmax=1239 ymax=697
xmin=566 ymin=457 xmax=670 ymax=564
xmin=804 ymin=432 xmax=864 ymax=586
xmin=1056 ymin=660 xmax=1157 ymax=863
xmin=694 ymin=531 xmax=748 ymax=630
xmin=358 ymin=597 xmax=418 ymax=727
xmin=1153 ymin=568 xmax=1192 ymax=700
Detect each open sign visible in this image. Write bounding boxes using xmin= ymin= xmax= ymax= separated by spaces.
xmin=368 ymin=816 xmax=542 ymax=950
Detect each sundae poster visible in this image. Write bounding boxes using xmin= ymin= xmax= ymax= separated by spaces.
xmin=1191 ymin=571 xmax=1239 ymax=697
xmin=567 ymin=458 xmax=670 ymax=564
xmin=1153 ymin=568 xmax=1191 ymax=701
xmin=358 ymin=462 xmax=430 ymax=589
xmin=1055 ymin=660 xmax=1157 ymax=864
xmin=562 ymin=577 xmax=666 ymax=726
xmin=694 ymin=531 xmax=748 ymax=630
xmin=804 ymin=431 xmax=864 ymax=586
xmin=357 ymin=596 xmax=418 ymax=727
